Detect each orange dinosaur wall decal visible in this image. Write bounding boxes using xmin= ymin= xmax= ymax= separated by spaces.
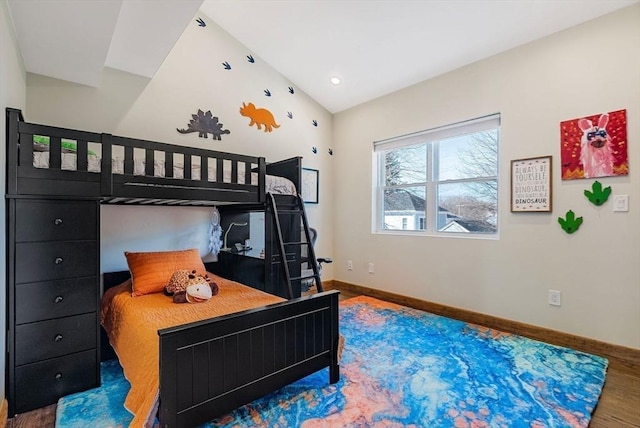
xmin=240 ymin=102 xmax=280 ymax=132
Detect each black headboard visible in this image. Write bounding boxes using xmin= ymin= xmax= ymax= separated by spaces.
xmin=266 ymin=156 xmax=302 ymax=191
xmin=103 ymin=270 xmax=131 ymax=292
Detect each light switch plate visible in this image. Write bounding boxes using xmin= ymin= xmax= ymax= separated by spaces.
xmin=613 ymin=195 xmax=629 ymax=212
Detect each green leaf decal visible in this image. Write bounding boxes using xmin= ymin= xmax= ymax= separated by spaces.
xmin=558 ymin=210 xmax=583 ymax=234
xmin=33 ymin=135 xmax=97 ymax=155
xmin=584 ymin=180 xmax=611 ymax=206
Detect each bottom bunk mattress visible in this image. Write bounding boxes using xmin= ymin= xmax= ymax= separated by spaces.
xmin=101 ymin=274 xmax=285 ymax=427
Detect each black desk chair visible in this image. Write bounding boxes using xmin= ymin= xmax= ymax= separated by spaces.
xmin=301 ymin=228 xmax=332 ymax=292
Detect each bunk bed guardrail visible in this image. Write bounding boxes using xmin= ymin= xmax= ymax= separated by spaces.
xmin=6 ymin=108 xmax=267 ymax=204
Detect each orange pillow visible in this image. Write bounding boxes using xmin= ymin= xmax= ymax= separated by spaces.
xmin=125 ymin=248 xmax=206 ymax=296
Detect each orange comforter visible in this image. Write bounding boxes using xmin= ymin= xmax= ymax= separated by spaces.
xmin=101 ymin=274 xmax=285 ymax=427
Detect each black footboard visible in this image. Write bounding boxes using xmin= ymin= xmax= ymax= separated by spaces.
xmin=157 ymin=290 xmax=340 ymax=428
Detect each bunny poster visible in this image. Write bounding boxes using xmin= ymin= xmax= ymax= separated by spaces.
xmin=560 ymin=109 xmax=628 ymax=180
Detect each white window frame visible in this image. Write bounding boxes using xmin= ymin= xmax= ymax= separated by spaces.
xmin=373 ymin=114 xmax=500 ymax=238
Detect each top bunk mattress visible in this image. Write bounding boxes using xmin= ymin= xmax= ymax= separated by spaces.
xmin=32 ymin=152 xmax=296 ymax=196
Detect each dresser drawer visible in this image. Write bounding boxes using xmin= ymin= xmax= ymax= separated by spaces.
xmin=14 ymin=349 xmax=98 ymax=414
xmin=15 ymin=199 xmax=97 ymax=242
xmin=15 ymin=241 xmax=97 ymax=284
xmin=16 ymin=277 xmax=98 ymax=324
xmin=15 ymin=313 xmax=96 ymax=366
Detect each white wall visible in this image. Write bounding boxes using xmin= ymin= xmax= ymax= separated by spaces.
xmin=14 ymin=1 xmax=639 ymax=352
xmin=333 ymin=5 xmax=640 ymax=349
xmin=25 ymin=12 xmax=334 ymax=275
xmin=0 ymin=0 xmax=26 ymax=405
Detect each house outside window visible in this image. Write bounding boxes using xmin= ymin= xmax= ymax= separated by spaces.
xmin=374 ymin=114 xmax=500 ymax=237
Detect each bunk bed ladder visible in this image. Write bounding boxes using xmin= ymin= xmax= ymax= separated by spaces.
xmin=267 ymin=193 xmax=323 ymax=299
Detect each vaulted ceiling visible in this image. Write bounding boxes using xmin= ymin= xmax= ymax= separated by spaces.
xmin=7 ymin=0 xmax=638 ymax=113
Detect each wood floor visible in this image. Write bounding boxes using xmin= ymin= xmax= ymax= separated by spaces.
xmin=7 ymin=289 xmax=640 ymax=428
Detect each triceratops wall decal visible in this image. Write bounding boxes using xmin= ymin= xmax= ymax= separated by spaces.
xmin=240 ymin=102 xmax=280 ymax=133
xmin=177 ymin=109 xmax=231 ymax=140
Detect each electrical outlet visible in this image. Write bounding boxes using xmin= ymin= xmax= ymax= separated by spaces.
xmin=368 ymin=263 xmax=374 ymax=274
xmin=548 ymin=290 xmax=562 ymax=306
xmin=347 ymin=260 xmax=353 ymax=270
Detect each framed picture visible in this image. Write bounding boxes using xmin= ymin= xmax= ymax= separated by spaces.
xmin=301 ymin=168 xmax=319 ymax=204
xmin=511 ymin=156 xmax=552 ymax=212
xmin=560 ymin=109 xmax=628 ymax=180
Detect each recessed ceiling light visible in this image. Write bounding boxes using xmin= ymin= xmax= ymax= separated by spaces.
xmin=330 ymin=76 xmax=341 ymax=85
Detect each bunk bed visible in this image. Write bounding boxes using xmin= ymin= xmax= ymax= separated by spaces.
xmin=5 ymin=108 xmax=340 ymax=427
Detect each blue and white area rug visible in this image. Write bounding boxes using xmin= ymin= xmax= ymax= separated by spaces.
xmin=57 ymin=296 xmax=608 ymax=427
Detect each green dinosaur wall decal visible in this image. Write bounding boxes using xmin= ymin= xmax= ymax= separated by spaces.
xmin=584 ymin=180 xmax=611 ymax=206
xmin=558 ymin=210 xmax=583 ymax=234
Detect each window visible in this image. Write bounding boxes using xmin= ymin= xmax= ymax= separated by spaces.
xmin=374 ymin=114 xmax=500 ymax=236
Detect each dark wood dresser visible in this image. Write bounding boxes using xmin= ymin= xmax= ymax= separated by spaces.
xmin=6 ymin=197 xmax=101 ymax=415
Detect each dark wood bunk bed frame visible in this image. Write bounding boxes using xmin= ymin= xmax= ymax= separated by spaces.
xmin=5 ymin=108 xmax=340 ymax=427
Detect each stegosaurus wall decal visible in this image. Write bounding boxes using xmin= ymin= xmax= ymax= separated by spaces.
xmin=177 ymin=109 xmax=231 ymax=140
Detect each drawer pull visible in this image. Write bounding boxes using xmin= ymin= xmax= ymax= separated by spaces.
xmin=54 ymin=295 xmax=64 ymax=304
xmin=54 ymin=334 xmax=63 ymax=342
xmin=54 ymin=257 xmax=64 ymax=265
xmin=54 ymin=372 xmax=63 ymax=381
xmin=54 ymin=218 xmax=64 ymax=226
